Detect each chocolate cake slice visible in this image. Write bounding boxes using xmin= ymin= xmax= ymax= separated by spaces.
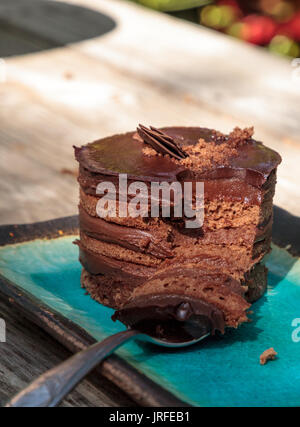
xmin=74 ymin=125 xmax=281 ymax=335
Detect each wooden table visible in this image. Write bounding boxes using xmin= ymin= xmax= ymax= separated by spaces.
xmin=0 ymin=0 xmax=299 ymax=407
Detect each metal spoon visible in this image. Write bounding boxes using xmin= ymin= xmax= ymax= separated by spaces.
xmin=6 ymin=325 xmax=209 ymax=407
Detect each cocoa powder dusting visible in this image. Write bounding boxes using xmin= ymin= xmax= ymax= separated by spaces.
xmin=180 ymin=138 xmax=238 ymax=172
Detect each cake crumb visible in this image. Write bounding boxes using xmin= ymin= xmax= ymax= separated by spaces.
xmin=140 ymin=126 xmax=255 ymax=171
xmin=181 ymin=138 xmax=238 ymax=172
xmin=260 ymin=348 xmax=277 ymax=365
xmin=60 ymin=168 xmax=77 ymax=177
xmin=228 ymin=126 xmax=254 ymax=147
xmin=142 ymin=146 xmax=157 ymax=157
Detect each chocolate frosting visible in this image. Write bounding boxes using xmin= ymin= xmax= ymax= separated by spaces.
xmin=112 ymin=294 xmax=225 ymax=342
xmin=79 ymin=207 xmax=173 ymax=259
xmin=75 ymin=241 xmax=155 ymax=283
xmin=75 ymin=127 xmax=281 ymax=188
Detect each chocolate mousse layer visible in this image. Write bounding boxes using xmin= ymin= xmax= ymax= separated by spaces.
xmin=75 ymin=125 xmax=281 ymax=331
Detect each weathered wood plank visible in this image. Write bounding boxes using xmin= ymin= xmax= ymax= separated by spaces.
xmin=74 ymin=0 xmax=300 ymax=137
xmin=1 ymin=0 xmax=299 ymax=136
xmin=0 ymin=52 xmax=299 ymax=222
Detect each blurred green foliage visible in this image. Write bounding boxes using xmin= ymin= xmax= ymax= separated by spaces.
xmin=131 ymin=0 xmax=211 ymax=12
xmin=130 ymin=0 xmax=300 ymax=57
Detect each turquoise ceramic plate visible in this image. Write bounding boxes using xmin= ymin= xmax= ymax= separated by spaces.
xmin=0 ymin=212 xmax=300 ymax=407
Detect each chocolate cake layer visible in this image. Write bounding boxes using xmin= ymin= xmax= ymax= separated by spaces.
xmin=79 ymin=206 xmax=173 ymax=259
xmin=80 ymin=202 xmax=271 ymax=248
xmin=78 ymin=228 xmax=271 ymax=285
xmin=81 ymin=261 xmax=268 ymax=310
xmin=80 ymin=232 xmax=162 ymax=267
xmin=78 ymin=167 xmax=264 ymax=205
xmin=75 ymin=126 xmax=281 ymax=331
xmin=81 ymin=269 xmax=136 ymax=309
xmin=78 ymin=204 xmax=272 ymax=281
xmin=77 ymin=242 xmax=156 ymax=283
xmin=79 ymin=170 xmax=275 ymax=229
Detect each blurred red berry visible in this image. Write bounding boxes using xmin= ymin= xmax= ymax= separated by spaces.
xmin=241 ymin=15 xmax=277 ymax=45
xmin=289 ymin=12 xmax=300 ymax=41
xmin=277 ymin=22 xmax=293 ymax=38
xmin=277 ymin=12 xmax=300 ymax=41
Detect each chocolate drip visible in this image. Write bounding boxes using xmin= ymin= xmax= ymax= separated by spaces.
xmin=112 ymin=294 xmax=225 ymax=342
xmin=137 ymin=124 xmax=187 ymax=160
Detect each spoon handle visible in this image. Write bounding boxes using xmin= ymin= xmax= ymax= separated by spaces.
xmin=6 ymin=329 xmax=140 ymax=407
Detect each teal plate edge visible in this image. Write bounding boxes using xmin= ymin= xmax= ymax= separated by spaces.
xmin=0 ymin=216 xmax=187 ymax=407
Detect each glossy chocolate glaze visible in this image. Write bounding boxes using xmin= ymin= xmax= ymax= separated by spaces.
xmin=75 ymin=127 xmax=281 ymax=187
xmin=112 ymin=294 xmax=225 ymax=341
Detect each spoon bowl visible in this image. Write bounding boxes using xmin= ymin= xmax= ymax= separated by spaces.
xmin=142 ymin=331 xmax=210 ymax=348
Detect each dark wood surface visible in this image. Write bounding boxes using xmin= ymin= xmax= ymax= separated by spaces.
xmin=0 ymin=296 xmax=135 ymax=407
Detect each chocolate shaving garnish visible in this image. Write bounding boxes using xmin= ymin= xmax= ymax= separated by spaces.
xmin=137 ymin=124 xmax=187 ymax=160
